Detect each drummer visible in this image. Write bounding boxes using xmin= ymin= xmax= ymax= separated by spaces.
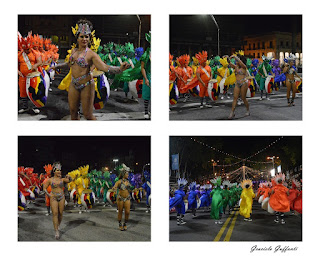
xmin=43 ymin=162 xmax=72 ymax=240
xmin=18 ymin=34 xmax=42 ymax=114
xmin=257 ymin=55 xmax=274 ymax=101
xmin=228 ymin=54 xmax=250 ymax=119
xmin=51 ymin=19 xmax=130 ymax=120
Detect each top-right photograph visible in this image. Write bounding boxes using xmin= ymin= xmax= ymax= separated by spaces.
xmin=169 ymin=15 xmax=302 ymax=120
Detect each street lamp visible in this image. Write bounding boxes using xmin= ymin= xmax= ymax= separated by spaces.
xmin=136 ymin=15 xmax=141 ymax=47
xmin=113 ymin=159 xmax=119 ymax=169
xmin=210 ymin=15 xmax=220 ymax=56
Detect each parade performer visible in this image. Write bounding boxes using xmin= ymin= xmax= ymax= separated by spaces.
xmin=42 ymin=164 xmax=53 ymax=215
xmin=43 ymin=162 xmax=72 ymax=240
xmin=53 ymin=19 xmax=130 ymax=120
xmin=271 ymin=59 xmax=281 ymax=91
xmin=169 ymin=178 xmax=188 ymax=225
xmin=215 ymin=56 xmax=235 ymax=100
xmin=228 ymin=54 xmax=250 ymax=119
xmin=239 ymin=179 xmax=255 ymax=221
xmin=293 ymin=179 xmax=302 ymax=214
xmin=169 ymin=53 xmax=178 ymax=105
xmin=283 ymin=54 xmax=302 ymax=106
xmin=288 ymin=179 xmax=301 ymax=214
xmin=141 ymin=170 xmax=151 ymax=213
xmin=141 ymin=32 xmax=151 ymax=119
xmin=256 ymin=55 xmax=274 ymax=100
xmin=112 ymin=166 xmax=133 ymax=231
xmin=181 ymin=51 xmax=212 ymax=108
xmin=199 ymin=184 xmax=211 ymax=209
xmin=175 ymin=54 xmax=193 ymax=101
xmin=268 ymin=173 xmax=290 ymax=224
xmin=18 ymin=33 xmax=42 ymax=114
xmin=222 ymin=180 xmax=231 ymax=214
xmin=188 ymin=182 xmax=198 ymax=217
xmin=210 ymin=177 xmax=223 ymax=224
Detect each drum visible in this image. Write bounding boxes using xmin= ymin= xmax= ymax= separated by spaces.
xmin=128 ymin=79 xmax=143 ymax=99
xmin=26 ymin=188 xmax=35 ymax=200
xmin=148 ymin=194 xmax=151 ymax=206
xmin=189 ymin=85 xmax=200 ymax=96
xmin=208 ymin=79 xmax=219 ymax=101
xmin=169 ymin=82 xmax=179 ymax=105
xmin=196 ymin=198 xmax=201 ymax=209
xmin=93 ymin=70 xmax=110 ymax=110
xmin=26 ymin=71 xmax=48 ymax=107
xmin=132 ymin=188 xmax=143 ymax=203
xmin=18 ymin=190 xmax=27 ymax=211
xmin=49 ymin=62 xmax=56 ymax=81
xmin=246 ymin=78 xmax=256 ymax=98
xmin=219 ymin=77 xmax=226 ymax=94
xmin=265 ymin=75 xmax=274 ymax=94
xmin=296 ymin=78 xmax=302 ymax=93
xmin=70 ymin=188 xmax=77 ymax=203
xmin=81 ymin=189 xmax=95 ymax=209
xmin=30 ymin=186 xmax=40 ymax=198
xmin=106 ymin=190 xmax=117 ymax=205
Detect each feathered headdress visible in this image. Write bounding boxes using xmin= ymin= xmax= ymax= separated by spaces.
xmin=252 ymin=59 xmax=259 ymax=67
xmin=18 ymin=32 xmax=32 ymax=50
xmin=18 ymin=166 xmax=25 ymax=175
xmin=195 ymin=51 xmax=208 ymax=64
xmin=262 ymin=55 xmax=272 ymax=62
xmin=169 ymin=53 xmax=174 ymax=64
xmin=177 ymin=54 xmax=190 ymax=66
xmin=53 ymin=162 xmax=62 ymax=171
xmin=189 ymin=181 xmax=197 ymax=190
xmin=177 ymin=178 xmax=188 ymax=187
xmin=210 ymin=176 xmax=222 ymax=186
xmin=284 ymin=53 xmax=297 ymax=63
xmin=78 ymin=165 xmax=89 ymax=176
xmin=274 ymin=173 xmax=286 ymax=184
xmin=44 ymin=164 xmax=53 ymax=175
xmin=72 ymin=23 xmax=93 ymax=36
xmin=272 ymin=59 xmax=280 ymax=67
xmin=219 ymin=57 xmax=228 ymax=67
xmin=241 ymin=179 xmax=253 ymax=189
xmin=135 ymin=47 xmax=144 ymax=60
xmin=222 ymin=180 xmax=231 ymax=188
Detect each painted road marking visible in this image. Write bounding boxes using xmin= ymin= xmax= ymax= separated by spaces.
xmin=223 ymin=211 xmax=239 ymax=241
xmin=213 ymin=211 xmax=235 ymax=241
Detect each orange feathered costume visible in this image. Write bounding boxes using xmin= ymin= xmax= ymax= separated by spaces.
xmin=269 ymin=174 xmax=290 ymax=213
xmin=175 ymin=54 xmax=193 ymax=92
xmin=180 ymin=51 xmax=211 ymax=96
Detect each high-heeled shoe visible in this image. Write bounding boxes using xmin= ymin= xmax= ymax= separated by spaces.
xmin=55 ymin=230 xmax=60 ymax=240
xmin=228 ymin=112 xmax=235 ymax=120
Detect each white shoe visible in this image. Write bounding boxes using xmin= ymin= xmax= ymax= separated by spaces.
xmin=18 ymin=108 xmax=28 ymax=114
xmin=200 ymin=105 xmax=204 ymax=109
xmin=205 ymin=104 xmax=212 ymax=108
xmin=245 ymin=111 xmax=250 ymax=117
xmin=144 ymin=114 xmax=150 ymax=119
xmin=267 ymin=98 xmax=271 ymax=101
xmin=259 ymin=98 xmax=263 ymax=101
xmin=31 ymin=108 xmax=40 ymax=114
xmin=220 ymin=96 xmax=224 ymax=100
xmin=237 ymin=101 xmax=242 ymax=106
xmin=227 ymin=95 xmax=230 ymax=99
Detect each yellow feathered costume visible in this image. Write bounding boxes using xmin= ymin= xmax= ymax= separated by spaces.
xmin=191 ymin=56 xmax=199 ymax=78
xmin=239 ymin=179 xmax=255 ymax=218
xmin=68 ymin=165 xmax=90 ymax=205
xmin=216 ymin=57 xmax=236 ymax=87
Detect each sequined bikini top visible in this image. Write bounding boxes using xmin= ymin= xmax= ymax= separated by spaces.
xmin=69 ymin=47 xmax=89 ymax=68
xmin=52 ymin=179 xmax=64 ymax=188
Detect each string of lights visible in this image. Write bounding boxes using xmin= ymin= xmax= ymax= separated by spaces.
xmin=190 ymin=137 xmax=284 ymax=166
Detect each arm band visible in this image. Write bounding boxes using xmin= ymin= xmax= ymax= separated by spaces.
xmin=108 ymin=66 xmax=122 ymax=74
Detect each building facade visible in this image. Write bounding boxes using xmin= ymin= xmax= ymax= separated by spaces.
xmin=243 ymin=31 xmax=302 ymax=66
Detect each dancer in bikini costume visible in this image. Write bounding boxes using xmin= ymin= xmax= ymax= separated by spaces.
xmin=43 ymin=162 xmax=72 ymax=240
xmin=180 ymin=51 xmax=212 ymax=108
xmin=283 ymin=54 xmax=302 ymax=106
xmin=52 ymin=19 xmax=130 ymax=120
xmin=228 ymin=54 xmax=250 ymax=119
xmin=18 ymin=33 xmax=42 ymax=114
xmin=112 ymin=168 xmax=133 ymax=231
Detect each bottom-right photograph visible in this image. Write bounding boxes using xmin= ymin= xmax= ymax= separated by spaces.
xmin=169 ymin=136 xmax=302 ymax=241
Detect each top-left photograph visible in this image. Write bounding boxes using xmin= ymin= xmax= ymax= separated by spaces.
xmin=18 ymin=15 xmax=151 ymax=120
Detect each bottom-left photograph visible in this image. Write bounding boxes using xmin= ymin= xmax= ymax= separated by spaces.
xmin=18 ymin=136 xmax=151 ymax=241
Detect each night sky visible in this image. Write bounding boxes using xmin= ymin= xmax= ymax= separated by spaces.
xmin=18 ymin=136 xmax=150 ymax=174
xmin=170 ymin=136 xmax=302 ymax=178
xmin=170 ymin=15 xmax=302 ymax=40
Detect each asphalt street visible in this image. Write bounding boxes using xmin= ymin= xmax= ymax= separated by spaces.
xmin=18 ymin=196 xmax=151 ymax=241
xmin=18 ymin=67 xmax=150 ymax=121
xmin=170 ymin=86 xmax=302 ymax=120
xmin=169 ymin=201 xmax=302 ymax=241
